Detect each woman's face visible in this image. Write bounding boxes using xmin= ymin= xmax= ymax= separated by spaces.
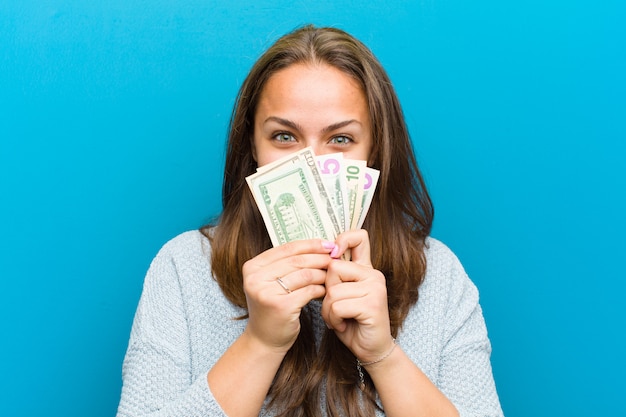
xmin=252 ymin=63 xmax=372 ymax=167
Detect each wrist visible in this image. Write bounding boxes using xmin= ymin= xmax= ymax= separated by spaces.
xmin=242 ymin=326 xmax=294 ymax=357
xmin=357 ymin=337 xmax=397 ymax=367
xmin=356 ymin=337 xmax=397 ymax=389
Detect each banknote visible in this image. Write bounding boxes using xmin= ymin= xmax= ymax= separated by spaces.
xmin=343 ymin=159 xmax=366 ymax=230
xmin=246 ymin=148 xmax=341 ymax=246
xmin=246 ymin=147 xmax=379 ymax=246
xmin=316 ymin=152 xmax=349 ymax=233
xmin=355 ymin=167 xmax=380 ymax=229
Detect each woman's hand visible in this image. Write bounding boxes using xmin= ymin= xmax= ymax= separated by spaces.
xmin=321 ymin=229 xmax=394 ymax=363
xmin=242 ymin=239 xmax=335 ymax=352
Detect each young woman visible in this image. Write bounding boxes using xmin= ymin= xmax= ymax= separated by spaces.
xmin=117 ymin=25 xmax=503 ymax=417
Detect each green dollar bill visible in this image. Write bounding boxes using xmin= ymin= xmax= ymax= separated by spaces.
xmin=343 ymin=159 xmax=366 ymax=230
xmin=316 ymin=152 xmax=349 ymax=233
xmin=356 ymin=167 xmax=380 ymax=229
xmin=246 ymin=147 xmax=340 ymax=246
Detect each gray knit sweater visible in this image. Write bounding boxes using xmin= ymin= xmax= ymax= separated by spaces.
xmin=116 ymin=230 xmax=503 ymax=417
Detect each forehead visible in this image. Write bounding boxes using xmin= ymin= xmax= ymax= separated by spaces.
xmin=257 ymin=63 xmax=367 ymax=114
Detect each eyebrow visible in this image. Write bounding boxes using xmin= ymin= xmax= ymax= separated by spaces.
xmin=264 ymin=117 xmax=361 ymax=134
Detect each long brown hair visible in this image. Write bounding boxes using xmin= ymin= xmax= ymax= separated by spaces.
xmin=201 ymin=25 xmax=433 ymax=416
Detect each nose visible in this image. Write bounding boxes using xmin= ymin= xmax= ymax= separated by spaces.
xmin=309 ymin=142 xmax=333 ymax=157
xmin=309 ymin=143 xmax=323 ymax=156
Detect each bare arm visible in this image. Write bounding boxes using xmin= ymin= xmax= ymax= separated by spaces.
xmin=207 ymin=331 xmax=287 ymax=416
xmin=322 ymin=230 xmax=458 ymax=417
xmin=365 ymin=346 xmax=458 ymax=417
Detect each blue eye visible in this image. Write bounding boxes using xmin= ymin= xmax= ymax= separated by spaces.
xmin=330 ymin=136 xmax=352 ymax=145
xmin=273 ymin=133 xmax=296 ymax=142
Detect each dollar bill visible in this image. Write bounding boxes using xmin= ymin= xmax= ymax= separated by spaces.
xmin=316 ymin=152 xmax=349 ymax=233
xmin=355 ymin=167 xmax=380 ymax=229
xmin=343 ymin=159 xmax=366 ymax=230
xmin=246 ymin=148 xmax=341 ymax=246
xmin=247 ymin=147 xmax=379 ymax=246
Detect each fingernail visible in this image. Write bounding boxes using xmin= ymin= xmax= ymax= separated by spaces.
xmin=322 ymin=241 xmax=336 ymax=250
xmin=330 ymin=245 xmax=340 ymax=258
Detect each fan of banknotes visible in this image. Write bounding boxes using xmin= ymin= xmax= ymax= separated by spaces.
xmin=246 ymin=147 xmax=379 ymax=247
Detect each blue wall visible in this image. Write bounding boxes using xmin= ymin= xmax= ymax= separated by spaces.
xmin=1 ymin=1 xmax=624 ymax=416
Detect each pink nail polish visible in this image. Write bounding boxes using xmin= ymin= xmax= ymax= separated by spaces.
xmin=330 ymin=245 xmax=340 ymax=258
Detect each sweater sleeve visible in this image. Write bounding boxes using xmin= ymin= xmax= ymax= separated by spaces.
xmin=116 ymin=241 xmax=228 ymax=417
xmin=437 ymin=250 xmax=504 ymax=417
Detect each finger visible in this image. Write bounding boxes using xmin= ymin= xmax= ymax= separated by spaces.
xmin=277 ymin=281 xmax=326 ymax=308
xmin=332 ymin=230 xmax=371 ymax=266
xmin=251 ymin=239 xmax=336 ymax=268
xmin=266 ymin=253 xmax=335 ymax=282
xmin=322 ymin=284 xmax=390 ymax=336
xmin=322 ymin=265 xmax=387 ymax=329
xmin=324 ymin=296 xmax=368 ymax=331
xmin=321 ymin=281 xmax=364 ymax=330
xmin=274 ymin=268 xmax=327 ymax=295
xmin=272 ymin=269 xmax=326 ymax=309
xmin=250 ymin=269 xmax=327 ymax=315
xmin=325 ymin=258 xmax=377 ymax=288
xmin=244 ymin=250 xmax=334 ymax=289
